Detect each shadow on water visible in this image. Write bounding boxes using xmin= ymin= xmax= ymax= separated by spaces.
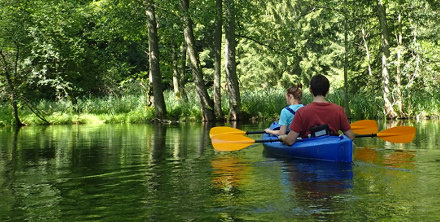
xmin=262 ymin=153 xmax=354 ymax=220
xmin=270 ymin=156 xmax=353 ymax=196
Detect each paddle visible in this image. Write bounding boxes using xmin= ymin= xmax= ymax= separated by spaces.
xmin=211 ymin=134 xmax=280 ymax=151
xmin=209 ymin=120 xmax=378 ymax=138
xmin=211 ymin=126 xmax=416 ymax=151
xmin=209 ymin=127 xmax=265 ymax=139
xmin=350 ymin=120 xmax=378 ymax=134
xmin=355 ymin=126 xmax=416 ymax=143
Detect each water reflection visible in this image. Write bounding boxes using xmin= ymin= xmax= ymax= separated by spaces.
xmin=149 ymin=123 xmax=167 ymax=165
xmin=1 ymin=124 xmax=210 ymax=221
xmin=0 ymin=120 xmax=439 ymax=220
xmin=198 ymin=122 xmax=212 ymax=156
xmin=211 ymin=156 xmax=250 ymax=192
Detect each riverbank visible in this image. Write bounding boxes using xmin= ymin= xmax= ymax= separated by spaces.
xmin=0 ymin=89 xmax=439 ymax=127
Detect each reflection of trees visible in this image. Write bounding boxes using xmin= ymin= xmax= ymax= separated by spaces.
xmin=0 ymin=128 xmax=20 ymax=217
xmin=0 ymin=125 xmax=164 ymax=220
xmin=148 ymin=123 xmax=167 ymax=165
xmin=198 ymin=122 xmax=214 ymax=156
xmin=0 ymin=126 xmax=63 ymax=220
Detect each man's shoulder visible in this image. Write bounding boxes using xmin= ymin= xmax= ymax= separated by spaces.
xmin=328 ymin=102 xmax=345 ymax=111
xmin=328 ymin=102 xmax=343 ymax=108
xmin=297 ymin=102 xmax=343 ymax=112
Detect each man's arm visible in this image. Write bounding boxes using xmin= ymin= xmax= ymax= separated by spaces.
xmin=278 ymin=130 xmax=300 ymax=146
xmin=343 ymin=129 xmax=355 ymax=140
xmin=264 ymin=125 xmax=287 ymax=135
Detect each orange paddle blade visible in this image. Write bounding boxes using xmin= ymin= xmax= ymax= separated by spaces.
xmin=211 ymin=134 xmax=256 ymax=151
xmin=209 ymin=127 xmax=246 ymax=138
xmin=351 ymin=120 xmax=378 ymax=135
xmin=377 ymin=126 xmax=416 ymax=143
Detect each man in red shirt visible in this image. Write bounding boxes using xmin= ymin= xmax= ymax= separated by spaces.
xmin=278 ymin=74 xmax=355 ymax=145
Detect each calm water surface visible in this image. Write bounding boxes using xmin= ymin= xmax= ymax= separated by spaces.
xmin=0 ymin=120 xmax=440 ymax=221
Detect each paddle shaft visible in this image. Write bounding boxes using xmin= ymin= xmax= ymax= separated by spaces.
xmin=356 ymin=134 xmax=377 ymax=138
xmin=246 ymin=131 xmax=266 ymax=135
xmin=254 ymin=138 xmax=281 ymax=143
xmin=258 ymin=132 xmax=404 ymax=142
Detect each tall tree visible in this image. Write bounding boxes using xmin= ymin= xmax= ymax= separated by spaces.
xmin=0 ymin=49 xmax=23 ymax=127
xmin=179 ymin=42 xmax=188 ymax=101
xmin=224 ymin=0 xmax=241 ymax=121
xmin=213 ymin=0 xmax=223 ymax=120
xmin=395 ymin=6 xmax=404 ymax=117
xmin=343 ymin=0 xmax=350 ymax=118
xmin=179 ymin=0 xmax=215 ymax=122
xmin=172 ymin=41 xmax=180 ymax=96
xmin=376 ymin=0 xmax=398 ymax=118
xmin=0 ymin=0 xmax=30 ymax=127
xmin=145 ymin=0 xmax=167 ymax=119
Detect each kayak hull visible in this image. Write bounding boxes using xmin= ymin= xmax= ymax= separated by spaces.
xmin=263 ymin=122 xmax=353 ymax=162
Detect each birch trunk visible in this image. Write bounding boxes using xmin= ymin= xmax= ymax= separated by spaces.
xmin=361 ymin=28 xmax=373 ymax=77
xmin=377 ymin=0 xmax=397 ymax=118
xmin=172 ymin=42 xmax=180 ymax=97
xmin=395 ymin=13 xmax=404 ymax=117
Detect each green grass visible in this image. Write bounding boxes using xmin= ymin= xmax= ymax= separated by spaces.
xmin=0 ymin=87 xmax=439 ymax=126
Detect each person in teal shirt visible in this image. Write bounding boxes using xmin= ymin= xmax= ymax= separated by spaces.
xmin=265 ymin=83 xmax=304 ymax=135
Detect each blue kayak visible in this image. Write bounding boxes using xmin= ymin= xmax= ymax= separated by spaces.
xmin=263 ymin=122 xmax=353 ymax=162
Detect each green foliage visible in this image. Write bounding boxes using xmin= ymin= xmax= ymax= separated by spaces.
xmin=1 ymin=0 xmax=440 ymax=124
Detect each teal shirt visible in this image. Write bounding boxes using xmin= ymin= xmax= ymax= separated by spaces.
xmin=279 ymin=104 xmax=304 ymax=127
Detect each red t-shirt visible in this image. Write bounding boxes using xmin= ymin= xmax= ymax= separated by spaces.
xmin=289 ymin=102 xmax=351 ymax=138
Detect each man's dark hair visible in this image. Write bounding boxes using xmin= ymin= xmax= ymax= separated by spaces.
xmin=310 ymin=74 xmax=330 ymax=96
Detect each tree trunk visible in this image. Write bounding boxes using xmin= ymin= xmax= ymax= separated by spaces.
xmin=224 ymin=0 xmax=241 ymax=121
xmin=0 ymin=49 xmax=23 ymax=127
xmin=145 ymin=0 xmax=167 ymax=119
xmin=179 ymin=43 xmax=188 ymax=101
xmin=408 ymin=23 xmax=420 ymax=89
xmin=343 ymin=0 xmax=350 ymax=119
xmin=361 ymin=28 xmax=373 ymax=77
xmin=376 ymin=0 xmax=397 ymax=118
xmin=180 ymin=0 xmax=215 ymax=122
xmin=213 ymin=0 xmax=223 ymax=120
xmin=395 ymin=12 xmax=404 ymax=117
xmin=172 ymin=41 xmax=181 ymax=97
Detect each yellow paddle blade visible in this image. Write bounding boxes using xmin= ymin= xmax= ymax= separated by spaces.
xmin=209 ymin=127 xmax=246 ymax=138
xmin=377 ymin=126 xmax=416 ymax=143
xmin=351 ymin=120 xmax=378 ymax=135
xmin=211 ymin=134 xmax=256 ymax=151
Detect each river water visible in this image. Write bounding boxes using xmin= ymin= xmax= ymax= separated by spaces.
xmin=0 ymin=120 xmax=439 ymax=221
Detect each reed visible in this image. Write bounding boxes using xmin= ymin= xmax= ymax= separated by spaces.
xmin=0 ymin=87 xmax=439 ymax=126
xmin=326 ymin=89 xmax=381 ymax=120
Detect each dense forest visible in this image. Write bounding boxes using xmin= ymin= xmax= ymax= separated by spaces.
xmin=1 ymin=0 xmax=439 ymax=126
